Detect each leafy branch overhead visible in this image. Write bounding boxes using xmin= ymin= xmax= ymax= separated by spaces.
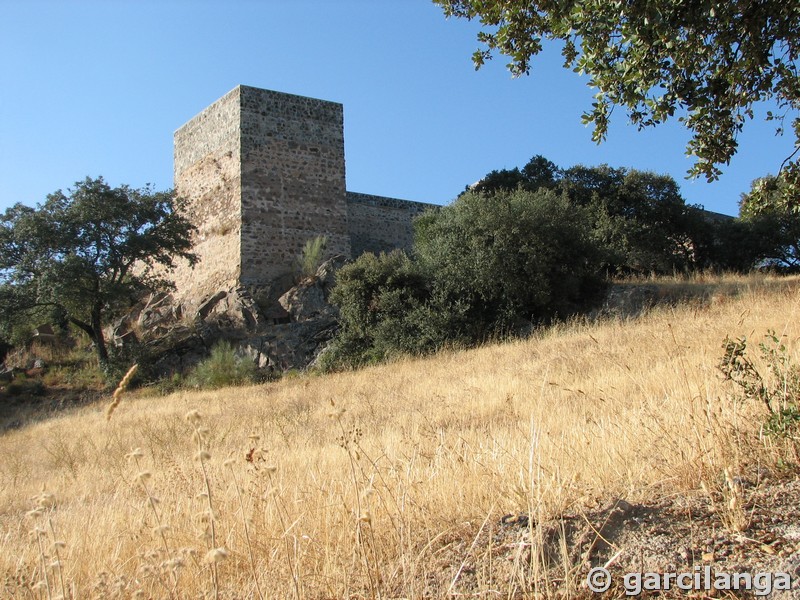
xmin=434 ymin=0 xmax=800 ymax=204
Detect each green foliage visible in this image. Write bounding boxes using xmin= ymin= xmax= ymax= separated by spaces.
xmin=434 ymin=0 xmax=800 ymax=205
xmin=469 ymin=155 xmax=562 ymax=195
xmin=470 ymin=155 xmax=712 ymax=274
xmin=186 ymin=342 xmax=258 ymax=389
xmin=4 ymin=377 xmax=46 ymax=398
xmin=320 ymin=250 xmax=446 ymax=371
xmin=0 ymin=177 xmax=197 ymax=368
xmin=738 ymin=176 xmax=800 ymax=270
xmin=719 ymin=330 xmax=800 ymax=459
xmin=323 ymin=188 xmax=608 ymax=371
xmin=104 ymin=339 xmax=156 ymax=389
xmin=704 ymin=216 xmax=780 ymax=272
xmin=416 ymin=188 xmax=607 ymax=327
xmin=297 ymin=235 xmax=328 ymax=278
xmin=147 ymin=372 xmax=184 ymax=397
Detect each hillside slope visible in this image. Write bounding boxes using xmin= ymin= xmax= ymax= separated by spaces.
xmin=2 ymin=274 xmax=800 ymax=598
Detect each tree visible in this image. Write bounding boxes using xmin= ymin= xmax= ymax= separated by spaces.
xmin=415 ymin=188 xmax=607 ymax=331
xmin=704 ymin=216 xmax=780 ymax=271
xmin=0 ymin=177 xmax=197 ymax=368
xmin=568 ymin=167 xmax=711 ymax=273
xmin=470 ymin=154 xmax=561 ymax=195
xmin=739 ymin=175 xmax=800 ymax=269
xmin=434 ymin=0 xmax=800 ymax=205
xmin=470 ymin=155 xmax=712 ymax=273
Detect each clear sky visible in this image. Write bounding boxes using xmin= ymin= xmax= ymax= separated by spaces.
xmin=1 ymin=0 xmax=797 ymax=217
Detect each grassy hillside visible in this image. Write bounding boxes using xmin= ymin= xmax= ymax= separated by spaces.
xmin=2 ymin=273 xmax=799 ymax=598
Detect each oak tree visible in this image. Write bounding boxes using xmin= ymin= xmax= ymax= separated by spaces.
xmin=739 ymin=175 xmax=800 ymax=268
xmin=434 ymin=0 xmax=800 ymax=206
xmin=0 ymin=177 xmax=197 ymax=368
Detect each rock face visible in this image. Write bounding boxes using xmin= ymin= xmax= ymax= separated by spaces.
xmin=278 ymin=255 xmax=344 ymax=322
xmin=112 ymin=256 xmax=346 ymax=378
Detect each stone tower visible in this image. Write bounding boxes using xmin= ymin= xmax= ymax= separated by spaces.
xmin=172 ymin=85 xmax=350 ymax=305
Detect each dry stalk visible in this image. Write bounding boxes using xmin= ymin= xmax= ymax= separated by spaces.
xmin=186 ymin=409 xmax=225 ymax=600
xmin=224 ymin=457 xmax=265 ymax=600
xmin=106 ymin=364 xmax=139 ymax=421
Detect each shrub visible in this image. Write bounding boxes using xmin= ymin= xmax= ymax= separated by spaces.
xmin=186 ymin=342 xmax=258 ymax=389
xmin=323 ymin=189 xmax=609 ymax=371
xmin=719 ymin=330 xmax=800 ymax=463
xmin=296 ymin=235 xmax=328 ymax=278
xmin=321 ymin=250 xmax=446 ymax=371
xmin=4 ymin=378 xmax=46 ymax=398
xmin=415 ymin=188 xmax=607 ymax=332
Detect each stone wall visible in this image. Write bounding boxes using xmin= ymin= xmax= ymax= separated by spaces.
xmin=172 ymin=85 xmax=439 ymax=306
xmin=346 ymin=192 xmax=436 ymax=257
xmin=239 ymin=86 xmax=350 ymax=286
xmin=172 ymin=87 xmax=243 ymax=307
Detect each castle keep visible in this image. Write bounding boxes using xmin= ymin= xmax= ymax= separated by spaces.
xmin=171 ymin=85 xmax=434 ymax=305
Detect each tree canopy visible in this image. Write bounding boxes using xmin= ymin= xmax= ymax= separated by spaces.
xmin=739 ymin=175 xmax=800 ymax=269
xmin=322 ymin=187 xmax=607 ymax=370
xmin=0 ymin=177 xmax=197 ymax=367
xmin=468 ymin=155 xmax=712 ymax=273
xmin=434 ymin=0 xmax=800 ymax=206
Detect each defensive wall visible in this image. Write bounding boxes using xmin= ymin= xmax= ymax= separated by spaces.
xmin=171 ymin=85 xmax=436 ymax=306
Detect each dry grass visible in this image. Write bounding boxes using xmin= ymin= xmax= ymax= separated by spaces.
xmin=2 ymin=273 xmax=800 ymax=598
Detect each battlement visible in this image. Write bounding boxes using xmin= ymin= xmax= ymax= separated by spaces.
xmin=171 ymin=85 xmax=436 ymax=305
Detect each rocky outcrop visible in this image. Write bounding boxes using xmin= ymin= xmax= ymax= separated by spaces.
xmin=112 ymin=256 xmax=346 ymax=378
xmin=278 ymin=254 xmax=344 ymax=322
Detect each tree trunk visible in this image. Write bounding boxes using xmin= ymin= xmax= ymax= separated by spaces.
xmin=91 ymin=304 xmax=109 ymax=367
xmin=70 ymin=310 xmax=109 ymax=368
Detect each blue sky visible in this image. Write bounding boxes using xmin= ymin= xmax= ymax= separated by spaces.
xmin=1 ymin=0 xmax=796 ymax=217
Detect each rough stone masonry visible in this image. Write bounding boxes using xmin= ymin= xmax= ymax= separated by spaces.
xmin=170 ymin=85 xmax=436 ymax=307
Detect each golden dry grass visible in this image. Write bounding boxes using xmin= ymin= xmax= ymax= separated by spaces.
xmin=2 ymin=273 xmax=800 ymax=598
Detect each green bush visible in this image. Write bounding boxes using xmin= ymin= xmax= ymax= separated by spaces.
xmin=719 ymin=330 xmax=800 ymax=463
xmin=186 ymin=342 xmax=258 ymax=389
xmin=296 ymin=235 xmax=328 ymax=278
xmin=4 ymin=377 xmax=46 ymax=398
xmin=415 ymin=188 xmax=607 ymax=331
xmin=322 ymin=188 xmax=609 ymax=371
xmin=320 ymin=250 xmax=446 ymax=371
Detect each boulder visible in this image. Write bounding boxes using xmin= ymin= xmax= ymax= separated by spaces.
xmin=238 ymin=317 xmax=338 ymax=373
xmin=195 ymin=287 xmax=263 ymax=333
xmin=129 ymin=256 xmax=346 ymax=377
xmin=137 ymin=292 xmax=182 ymax=336
xmin=279 ymin=255 xmax=346 ymax=322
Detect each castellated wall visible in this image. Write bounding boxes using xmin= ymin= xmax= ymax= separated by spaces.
xmin=239 ymin=86 xmax=350 ymax=287
xmin=172 ymin=87 xmax=243 ymax=305
xmin=172 ymin=85 xmax=437 ymax=306
xmin=346 ymin=192 xmax=435 ymax=257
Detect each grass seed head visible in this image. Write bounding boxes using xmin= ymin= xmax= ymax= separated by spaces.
xmin=204 ymin=547 xmax=229 ymax=563
xmin=184 ymin=409 xmax=202 ymax=424
xmin=125 ymin=448 xmax=145 ymax=461
xmin=106 ymin=364 xmax=138 ymax=421
xmin=135 ymin=471 xmax=152 ymax=483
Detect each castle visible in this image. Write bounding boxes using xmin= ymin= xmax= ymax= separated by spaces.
xmin=170 ymin=85 xmax=436 ymax=306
